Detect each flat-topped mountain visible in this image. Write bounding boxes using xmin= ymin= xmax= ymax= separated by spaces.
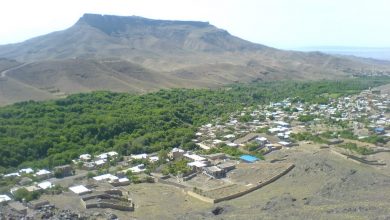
xmin=0 ymin=14 xmax=389 ymax=105
xmin=0 ymin=13 xmax=264 ymax=61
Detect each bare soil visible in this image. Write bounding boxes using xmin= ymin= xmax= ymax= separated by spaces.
xmin=35 ymin=143 xmax=390 ymax=219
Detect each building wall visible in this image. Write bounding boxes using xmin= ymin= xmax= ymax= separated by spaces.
xmin=82 ymin=200 xmax=134 ymax=211
xmin=187 ymin=191 xmax=215 ymax=203
xmin=187 ymin=164 xmax=295 ymax=204
xmin=156 ymin=178 xmax=187 ymax=189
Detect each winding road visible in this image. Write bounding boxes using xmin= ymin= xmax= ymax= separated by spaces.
xmin=0 ymin=63 xmax=30 ymax=78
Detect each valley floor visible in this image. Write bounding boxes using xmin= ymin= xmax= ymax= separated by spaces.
xmin=176 ymin=143 xmax=390 ymax=220
xmin=1 ymin=80 xmax=390 ymax=220
xmin=39 ymin=143 xmax=390 ymax=220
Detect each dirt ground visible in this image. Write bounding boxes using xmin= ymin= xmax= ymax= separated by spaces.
xmin=119 ymin=184 xmax=211 ymax=220
xmin=39 ymin=143 xmax=390 ymax=219
xmin=182 ymin=174 xmax=231 ymax=191
xmin=177 ymin=143 xmax=390 ymax=220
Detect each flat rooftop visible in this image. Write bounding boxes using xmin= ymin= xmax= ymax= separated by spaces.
xmin=240 ymin=155 xmax=259 ymax=163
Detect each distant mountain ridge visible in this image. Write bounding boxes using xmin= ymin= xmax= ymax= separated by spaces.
xmin=297 ymin=46 xmax=390 ymax=61
xmin=0 ymin=13 xmax=389 ymax=105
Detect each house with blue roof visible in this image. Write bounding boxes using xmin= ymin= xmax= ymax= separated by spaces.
xmin=374 ymin=127 xmax=385 ymax=134
xmin=240 ymin=155 xmax=259 ymax=163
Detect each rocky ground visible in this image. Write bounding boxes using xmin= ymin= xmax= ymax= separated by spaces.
xmin=175 ymin=144 xmax=390 ymax=220
xmin=4 ymin=143 xmax=388 ymax=219
xmin=51 ymin=143 xmax=388 ymax=220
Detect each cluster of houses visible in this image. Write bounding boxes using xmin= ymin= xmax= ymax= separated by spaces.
xmin=1 ymin=165 xmax=73 ymax=191
xmin=168 ymin=148 xmax=238 ymax=179
xmin=0 ymin=164 xmax=74 ymax=211
xmin=192 ymin=100 xmax=300 ymax=156
xmin=1 ymin=88 xmax=388 ymax=215
xmin=9 ymin=87 xmax=385 ymax=204
xmin=0 ymin=150 xmax=128 ymax=206
xmin=65 ymin=151 xmax=158 ymax=196
xmin=3 ymin=168 xmax=52 ymax=180
xmin=304 ymin=89 xmax=390 ymax=140
xmin=0 ymin=149 xmax=141 ymax=214
xmin=73 ymin=151 xmax=119 ymax=169
xmin=193 ymin=88 xmax=389 ymax=157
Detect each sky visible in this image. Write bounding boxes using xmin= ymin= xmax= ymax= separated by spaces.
xmin=0 ymin=0 xmax=390 ymax=49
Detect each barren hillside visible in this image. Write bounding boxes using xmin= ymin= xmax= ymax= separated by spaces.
xmin=0 ymin=14 xmax=390 ymax=105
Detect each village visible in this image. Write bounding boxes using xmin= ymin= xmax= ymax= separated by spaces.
xmin=0 ymin=88 xmax=389 ymax=219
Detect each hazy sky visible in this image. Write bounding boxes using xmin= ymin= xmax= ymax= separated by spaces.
xmin=1 ymin=0 xmax=389 ymax=49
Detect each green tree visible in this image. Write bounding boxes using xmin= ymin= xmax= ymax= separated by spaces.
xmin=87 ymin=171 xmax=96 ymax=179
xmin=13 ymin=188 xmax=40 ymax=202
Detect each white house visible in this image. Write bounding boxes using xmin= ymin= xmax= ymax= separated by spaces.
xmin=212 ymin=139 xmax=223 ymax=145
xmin=96 ymin=151 xmax=118 ymax=160
xmin=107 ymin=151 xmax=118 ymax=157
xmin=34 ymin=169 xmax=52 ymax=179
xmin=226 ymin=142 xmax=238 ymax=147
xmin=274 ymin=121 xmax=290 ymax=127
xmin=196 ymin=143 xmax=210 ymax=150
xmin=93 ymin=174 xmax=119 ymax=182
xmin=278 ymin=141 xmax=293 ymax=147
xmin=269 ymin=127 xmax=288 ymax=133
xmin=110 ymin=177 xmax=131 ymax=186
xmin=223 ymin=134 xmax=235 ymax=139
xmin=94 ymin=159 xmax=106 ymax=166
xmin=149 ymin=156 xmax=159 ymax=163
xmin=169 ymin=148 xmax=185 ymax=159
xmin=131 ymin=153 xmax=148 ymax=160
xmin=3 ymin=173 xmax=20 ymax=178
xmin=69 ymin=185 xmax=91 ymax=195
xmin=184 ymin=153 xmax=206 ymax=162
xmin=79 ymin=154 xmax=91 ymax=161
xmin=188 ymin=161 xmax=208 ymax=169
xmin=37 ymin=181 xmax=54 ymax=190
xmin=255 ymin=137 xmax=268 ymax=146
xmin=0 ymin=195 xmax=11 ymax=204
xmin=19 ymin=168 xmax=34 ymax=174
xmin=128 ymin=164 xmax=146 ymax=173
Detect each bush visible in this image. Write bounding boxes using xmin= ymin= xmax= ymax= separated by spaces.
xmin=298 ymin=115 xmax=315 ymax=122
xmin=362 ymin=135 xmax=387 ymax=144
xmin=338 ymin=143 xmax=374 ymax=155
xmin=164 ymin=159 xmax=191 ymax=176
xmin=291 ymin=132 xmax=325 ymax=143
xmin=245 ymin=143 xmax=260 ymax=152
xmin=203 ymin=144 xmax=243 ymax=157
xmin=256 ymin=126 xmax=269 ymax=134
xmin=13 ymin=188 xmax=41 ymax=202
xmin=144 ymin=176 xmax=155 ymax=183
xmin=46 ymin=185 xmax=64 ymax=195
xmin=87 ymin=171 xmax=96 ymax=179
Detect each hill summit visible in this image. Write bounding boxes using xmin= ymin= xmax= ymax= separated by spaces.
xmin=74 ymin=13 xmax=263 ymax=52
xmin=0 ymin=13 xmax=389 ymax=105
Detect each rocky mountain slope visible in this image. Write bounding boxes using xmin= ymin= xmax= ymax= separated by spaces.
xmin=0 ymin=13 xmax=390 ymax=105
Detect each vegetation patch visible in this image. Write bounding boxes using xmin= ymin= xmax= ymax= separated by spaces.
xmin=338 ymin=142 xmax=374 ymax=155
xmin=0 ymin=77 xmax=388 ymax=171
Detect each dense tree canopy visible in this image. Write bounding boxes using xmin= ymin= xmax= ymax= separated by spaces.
xmin=0 ymin=77 xmax=388 ymax=171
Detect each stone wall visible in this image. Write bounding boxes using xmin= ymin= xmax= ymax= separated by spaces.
xmin=155 ymin=178 xmax=187 ymax=189
xmin=187 ymin=164 xmax=295 ymax=204
xmin=80 ymin=190 xmax=134 ymax=211
xmin=83 ymin=201 xmax=134 ymax=211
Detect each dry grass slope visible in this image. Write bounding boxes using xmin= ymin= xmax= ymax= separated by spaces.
xmin=0 ymin=14 xmax=390 ymax=105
